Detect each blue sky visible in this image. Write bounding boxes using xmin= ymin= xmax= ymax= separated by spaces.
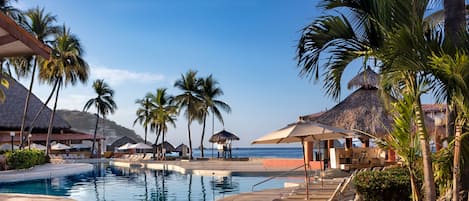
xmin=13 ymin=0 xmax=405 ymax=147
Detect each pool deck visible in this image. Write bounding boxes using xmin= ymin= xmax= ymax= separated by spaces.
xmin=0 ymin=158 xmax=351 ymax=201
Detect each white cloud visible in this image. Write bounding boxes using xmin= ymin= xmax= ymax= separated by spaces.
xmin=90 ymin=66 xmax=165 ymax=86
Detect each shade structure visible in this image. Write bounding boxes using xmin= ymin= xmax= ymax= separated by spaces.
xmin=51 ymin=143 xmax=71 ymax=150
xmin=117 ymin=143 xmax=134 ymax=150
xmin=156 ymin=141 xmax=176 ymax=152
xmin=28 ymin=143 xmax=46 ymax=150
xmin=252 ymin=121 xmax=356 ymax=144
xmin=0 ymin=143 xmax=18 ymax=150
xmin=175 ymin=143 xmax=189 ymax=152
xmin=129 ymin=142 xmax=153 ymax=150
xmin=70 ymin=143 xmax=91 ymax=149
xmin=252 ymin=121 xmax=355 ymax=200
xmin=209 ymin=130 xmax=240 ymax=143
xmin=0 ymin=11 xmax=50 ymax=59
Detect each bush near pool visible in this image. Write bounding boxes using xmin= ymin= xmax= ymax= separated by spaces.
xmin=4 ymin=149 xmax=47 ymax=170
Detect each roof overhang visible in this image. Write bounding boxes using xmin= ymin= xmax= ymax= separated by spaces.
xmin=0 ymin=12 xmax=51 ymax=59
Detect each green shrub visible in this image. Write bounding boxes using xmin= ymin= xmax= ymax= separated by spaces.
xmin=5 ymin=149 xmax=47 ymax=170
xmin=353 ymin=167 xmax=414 ymax=201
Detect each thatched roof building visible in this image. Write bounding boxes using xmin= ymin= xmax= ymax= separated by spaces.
xmin=0 ymin=77 xmax=70 ymax=131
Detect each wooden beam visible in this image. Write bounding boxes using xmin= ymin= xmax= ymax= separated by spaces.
xmin=0 ymin=12 xmax=50 ymax=59
xmin=0 ymin=34 xmax=16 ymax=46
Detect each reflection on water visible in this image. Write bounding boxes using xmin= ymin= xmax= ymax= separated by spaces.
xmin=0 ymin=163 xmax=271 ymax=201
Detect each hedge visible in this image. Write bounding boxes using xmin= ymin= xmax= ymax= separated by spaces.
xmin=353 ymin=167 xmax=415 ymax=201
xmin=4 ymin=149 xmax=47 ymax=170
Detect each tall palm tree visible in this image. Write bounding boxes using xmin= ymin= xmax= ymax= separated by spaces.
xmin=83 ymin=79 xmax=117 ymax=158
xmin=428 ymin=52 xmax=469 ymax=200
xmin=134 ymin=96 xmax=152 ymax=144
xmin=173 ymin=70 xmax=202 ymax=159
xmin=16 ymin=7 xmax=58 ymax=147
xmin=196 ymin=75 xmax=231 ymax=157
xmin=40 ymin=25 xmax=88 ymax=155
xmin=298 ymin=1 xmax=440 ymax=200
xmin=149 ymin=88 xmax=177 ymax=159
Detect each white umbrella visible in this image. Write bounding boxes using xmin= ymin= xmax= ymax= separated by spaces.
xmin=117 ymin=143 xmax=135 ymax=150
xmin=129 ymin=142 xmax=153 ymax=149
xmin=252 ymin=121 xmax=355 ymax=144
xmin=252 ymin=121 xmax=356 ymax=200
xmin=0 ymin=143 xmax=18 ymax=151
xmin=28 ymin=143 xmax=46 ymax=150
xmin=51 ymin=143 xmax=71 ymax=150
xmin=70 ymin=143 xmax=91 ymax=149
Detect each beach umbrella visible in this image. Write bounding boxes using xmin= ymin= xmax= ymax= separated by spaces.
xmin=156 ymin=141 xmax=176 ymax=152
xmin=70 ymin=143 xmax=91 ymax=149
xmin=129 ymin=142 xmax=153 ymax=149
xmin=28 ymin=143 xmax=46 ymax=150
xmin=117 ymin=143 xmax=135 ymax=150
xmin=252 ymin=121 xmax=355 ymax=200
xmin=51 ymin=143 xmax=71 ymax=150
xmin=209 ymin=130 xmax=240 ymax=143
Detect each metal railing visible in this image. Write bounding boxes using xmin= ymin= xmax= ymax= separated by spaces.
xmin=251 ymin=164 xmax=305 ymax=191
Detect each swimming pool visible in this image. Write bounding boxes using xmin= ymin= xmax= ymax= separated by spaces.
xmin=0 ymin=162 xmax=300 ymax=201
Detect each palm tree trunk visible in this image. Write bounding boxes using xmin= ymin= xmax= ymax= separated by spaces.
xmin=144 ymin=126 xmax=148 ymax=144
xmin=415 ymin=99 xmax=436 ymax=201
xmin=409 ymin=167 xmax=420 ymax=201
xmin=200 ymin=114 xmax=207 ymax=158
xmin=188 ymin=119 xmax=193 ymax=160
xmin=20 ymin=58 xmax=38 ymax=148
xmin=153 ymin=128 xmax=159 ymax=159
xmin=453 ymin=123 xmax=462 ymax=201
xmin=91 ymin=112 xmax=99 ymax=158
xmin=162 ymin=130 xmax=165 ymax=160
xmin=444 ymin=0 xmax=466 ymax=45
xmin=45 ymin=80 xmax=60 ymax=156
xmin=26 ymin=80 xmax=58 ymax=140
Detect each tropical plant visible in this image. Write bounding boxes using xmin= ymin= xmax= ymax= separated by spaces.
xmin=134 ymin=96 xmax=152 ymax=144
xmin=173 ymin=70 xmax=202 ymax=159
xmin=83 ymin=79 xmax=117 ymax=158
xmin=428 ymin=51 xmax=469 ymax=200
xmin=196 ymin=75 xmax=231 ymax=157
xmin=40 ymin=25 xmax=88 ymax=155
xmin=15 ymin=7 xmax=58 ymax=147
xmin=148 ymin=88 xmax=177 ymax=159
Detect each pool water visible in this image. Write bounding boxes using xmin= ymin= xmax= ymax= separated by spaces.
xmin=0 ymin=163 xmax=301 ymax=201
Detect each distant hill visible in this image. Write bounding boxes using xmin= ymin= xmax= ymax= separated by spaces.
xmin=56 ymin=110 xmax=144 ymax=145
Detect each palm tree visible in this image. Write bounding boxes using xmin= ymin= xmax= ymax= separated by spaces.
xmin=297 ymin=1 xmax=439 ymax=200
xmin=83 ymin=79 xmax=117 ymax=158
xmin=16 ymin=7 xmax=58 ymax=147
xmin=428 ymin=52 xmax=469 ymax=201
xmin=40 ymin=25 xmax=88 ymax=155
xmin=148 ymin=88 xmax=177 ymax=160
xmin=196 ymin=75 xmax=231 ymax=158
xmin=173 ymin=70 xmax=202 ymax=159
xmin=134 ymin=96 xmax=152 ymax=144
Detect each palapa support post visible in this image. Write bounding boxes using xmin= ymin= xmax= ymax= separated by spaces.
xmin=301 ymin=137 xmax=309 ymax=200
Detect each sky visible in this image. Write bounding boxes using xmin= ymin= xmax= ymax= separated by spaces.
xmin=11 ymin=0 xmax=428 ymax=147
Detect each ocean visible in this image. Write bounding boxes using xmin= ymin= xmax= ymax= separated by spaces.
xmin=187 ymin=147 xmax=305 ymax=159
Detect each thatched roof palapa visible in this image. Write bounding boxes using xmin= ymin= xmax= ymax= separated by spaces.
xmin=347 ymin=68 xmax=380 ymax=90
xmin=209 ymin=130 xmax=239 ymax=143
xmin=155 ymin=141 xmax=176 ymax=152
xmin=0 ymin=77 xmax=70 ymax=131
xmin=175 ymin=143 xmax=188 ymax=152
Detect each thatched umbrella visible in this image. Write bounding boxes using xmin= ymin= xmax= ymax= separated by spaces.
xmin=209 ymin=130 xmax=239 ymax=143
xmin=175 ymin=143 xmax=188 ymax=152
xmin=156 ymin=141 xmax=176 ymax=152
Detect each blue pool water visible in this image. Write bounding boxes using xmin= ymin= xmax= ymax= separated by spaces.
xmin=0 ymin=162 xmax=302 ymax=201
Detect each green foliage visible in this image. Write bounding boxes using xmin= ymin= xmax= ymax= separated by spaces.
xmin=433 ymin=146 xmax=453 ymax=196
xmin=353 ymin=167 xmax=420 ymax=201
xmin=5 ymin=149 xmax=47 ymax=170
